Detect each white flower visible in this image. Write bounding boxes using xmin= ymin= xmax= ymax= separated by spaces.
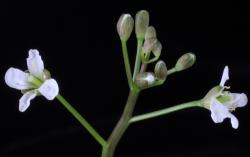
xmin=203 ymin=66 xmax=248 ymax=129
xmin=5 ymin=49 xmax=59 ymax=112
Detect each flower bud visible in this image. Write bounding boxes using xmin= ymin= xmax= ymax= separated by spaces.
xmin=135 ymin=10 xmax=149 ymax=39
xmin=142 ymin=38 xmax=158 ymax=55
xmin=141 ymin=26 xmax=157 ymax=57
xmin=154 ymin=60 xmax=167 ymax=80
xmin=145 ymin=26 xmax=156 ymax=40
xmin=135 ymin=72 xmax=156 ymax=88
xmin=152 ymin=41 xmax=162 ymax=58
xmin=117 ymin=14 xmax=134 ymax=41
xmin=175 ymin=53 xmax=196 ymax=71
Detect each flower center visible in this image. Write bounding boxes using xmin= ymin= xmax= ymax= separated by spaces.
xmin=217 ymin=95 xmax=231 ymax=104
xmin=28 ymin=75 xmax=44 ymax=88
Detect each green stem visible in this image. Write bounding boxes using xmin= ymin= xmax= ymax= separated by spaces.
xmin=132 ymin=39 xmax=143 ymax=81
xmin=167 ymin=67 xmax=177 ymax=75
xmin=140 ymin=48 xmax=154 ymax=73
xmin=130 ymin=100 xmax=202 ymax=123
xmin=140 ymin=58 xmax=148 ymax=73
xmin=56 ymin=94 xmax=107 ymax=147
xmin=121 ymin=41 xmax=133 ymax=89
xmin=101 ymin=89 xmax=140 ymax=157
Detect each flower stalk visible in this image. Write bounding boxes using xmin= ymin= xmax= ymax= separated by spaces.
xmin=167 ymin=67 xmax=177 ymax=75
xmin=132 ymin=39 xmax=143 ymax=81
xmin=56 ymin=94 xmax=107 ymax=147
xmin=130 ymin=100 xmax=202 ymax=123
xmin=121 ymin=41 xmax=133 ymax=89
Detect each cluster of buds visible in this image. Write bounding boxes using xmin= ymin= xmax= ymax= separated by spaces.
xmin=117 ymin=10 xmax=196 ymax=89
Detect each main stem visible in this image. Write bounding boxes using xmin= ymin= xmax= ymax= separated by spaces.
xmin=56 ymin=94 xmax=106 ymax=147
xmin=101 ymin=89 xmax=139 ymax=157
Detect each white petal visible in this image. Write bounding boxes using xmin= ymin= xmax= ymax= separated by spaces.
xmin=237 ymin=93 xmax=248 ymax=107
xmin=224 ymin=93 xmax=248 ymax=109
xmin=232 ymin=93 xmax=248 ymax=107
xmin=210 ymin=99 xmax=228 ymax=123
xmin=19 ymin=91 xmax=37 ymax=112
xmin=5 ymin=67 xmax=34 ymax=90
xmin=38 ymin=79 xmax=59 ymax=100
xmin=210 ymin=99 xmax=239 ymax=129
xmin=219 ymin=66 xmax=229 ymax=87
xmin=229 ymin=114 xmax=239 ymax=129
xmin=27 ymin=49 xmax=44 ymax=79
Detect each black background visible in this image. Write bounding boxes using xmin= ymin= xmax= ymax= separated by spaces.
xmin=0 ymin=0 xmax=249 ymax=157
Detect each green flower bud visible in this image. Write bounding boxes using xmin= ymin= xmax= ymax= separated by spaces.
xmin=135 ymin=72 xmax=156 ymax=88
xmin=142 ymin=38 xmax=158 ymax=55
xmin=141 ymin=26 xmax=157 ymax=57
xmin=135 ymin=10 xmax=149 ymax=39
xmin=117 ymin=14 xmax=134 ymax=41
xmin=175 ymin=53 xmax=196 ymax=71
xmin=141 ymin=40 xmax=162 ymax=64
xmin=145 ymin=26 xmax=156 ymax=40
xmin=154 ymin=60 xmax=167 ymax=80
xmin=152 ymin=41 xmax=162 ymax=58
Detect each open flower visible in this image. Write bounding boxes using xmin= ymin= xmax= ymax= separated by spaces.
xmin=5 ymin=49 xmax=59 ymax=112
xmin=203 ymin=66 xmax=248 ymax=129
